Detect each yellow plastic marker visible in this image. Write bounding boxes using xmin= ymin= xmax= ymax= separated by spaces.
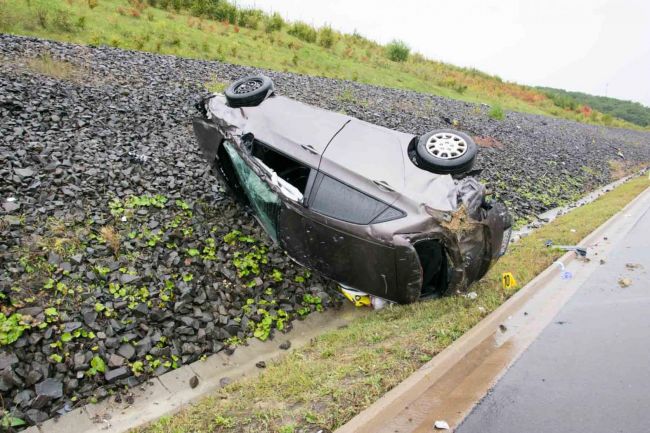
xmin=340 ymin=287 xmax=371 ymax=307
xmin=501 ymin=272 xmax=517 ymax=289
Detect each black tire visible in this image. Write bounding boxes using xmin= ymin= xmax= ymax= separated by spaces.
xmin=224 ymin=75 xmax=274 ymax=108
xmin=416 ymin=129 xmax=477 ymax=175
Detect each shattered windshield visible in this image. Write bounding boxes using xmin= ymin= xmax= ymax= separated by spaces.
xmin=223 ymin=142 xmax=281 ymax=241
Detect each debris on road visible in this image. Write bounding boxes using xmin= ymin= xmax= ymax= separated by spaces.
xmin=618 ymin=277 xmax=632 ymax=288
xmin=625 ymin=263 xmax=642 ymax=270
xmin=545 ymin=240 xmax=587 ymax=257
xmin=434 ymin=419 xmax=450 ymax=430
xmin=554 ymin=261 xmax=573 ymax=280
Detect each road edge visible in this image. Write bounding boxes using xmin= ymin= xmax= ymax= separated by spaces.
xmin=336 ymin=178 xmax=650 ymax=433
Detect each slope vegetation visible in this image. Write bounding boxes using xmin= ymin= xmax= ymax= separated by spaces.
xmin=0 ymin=0 xmax=645 ymax=129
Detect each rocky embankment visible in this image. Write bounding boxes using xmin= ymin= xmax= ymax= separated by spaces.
xmin=1 ymin=34 xmax=649 ymax=427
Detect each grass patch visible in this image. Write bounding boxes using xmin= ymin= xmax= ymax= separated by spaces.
xmin=17 ymin=52 xmax=87 ymax=81
xmin=138 ymin=175 xmax=648 ymax=432
xmin=0 ymin=0 xmax=645 ymax=130
xmin=488 ymin=104 xmax=505 ymax=120
xmin=205 ymin=76 xmax=228 ymax=93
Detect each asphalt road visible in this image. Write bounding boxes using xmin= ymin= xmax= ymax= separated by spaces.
xmin=456 ymin=206 xmax=650 ymax=433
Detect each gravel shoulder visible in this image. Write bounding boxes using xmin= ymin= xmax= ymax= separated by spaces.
xmin=1 ymin=34 xmax=649 ymax=428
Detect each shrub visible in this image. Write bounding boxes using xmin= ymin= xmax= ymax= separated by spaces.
xmin=385 ymin=39 xmax=409 ymax=62
xmin=288 ymin=21 xmax=317 ymax=43
xmin=87 ymin=0 xmax=99 ymax=9
xmin=602 ymin=114 xmax=613 ymax=126
xmin=213 ymin=1 xmax=238 ymax=24
xmin=318 ymin=25 xmax=337 ymax=48
xmin=238 ymin=8 xmax=263 ymax=29
xmin=52 ymin=9 xmax=76 ymax=32
xmin=35 ymin=6 xmax=49 ymax=28
xmin=265 ymin=12 xmax=284 ymax=33
xmin=488 ymin=105 xmax=505 ymax=120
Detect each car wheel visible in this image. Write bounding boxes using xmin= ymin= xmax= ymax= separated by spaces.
xmin=224 ymin=75 xmax=274 ymax=108
xmin=416 ymin=129 xmax=477 ymax=175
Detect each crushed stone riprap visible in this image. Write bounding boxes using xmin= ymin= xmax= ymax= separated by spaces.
xmin=1 ymin=34 xmax=649 ymax=427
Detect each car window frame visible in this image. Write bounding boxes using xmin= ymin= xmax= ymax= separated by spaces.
xmin=306 ymin=171 xmax=393 ymax=225
xmin=250 ymin=139 xmax=318 ymax=206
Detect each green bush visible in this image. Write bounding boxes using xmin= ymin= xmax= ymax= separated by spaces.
xmin=288 ymin=21 xmax=317 ymax=43
xmin=488 ymin=105 xmax=505 ymax=120
xmin=385 ymin=39 xmax=409 ymax=62
xmin=264 ymin=12 xmax=284 ymax=33
xmin=238 ymin=8 xmax=263 ymax=29
xmin=318 ymin=25 xmax=337 ymax=48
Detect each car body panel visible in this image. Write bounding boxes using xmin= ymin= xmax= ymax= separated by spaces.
xmin=194 ymin=92 xmax=511 ymax=304
xmin=279 ymin=204 xmax=399 ymax=296
xmin=320 ymin=119 xmax=408 ymax=205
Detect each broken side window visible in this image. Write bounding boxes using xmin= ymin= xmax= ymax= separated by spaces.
xmin=251 ymin=140 xmax=313 ymax=194
xmin=308 ymin=173 xmax=389 ymax=224
xmin=223 ymin=142 xmax=281 ymax=241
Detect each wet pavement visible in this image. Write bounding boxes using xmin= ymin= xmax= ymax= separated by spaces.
xmin=457 ymin=207 xmax=650 ymax=433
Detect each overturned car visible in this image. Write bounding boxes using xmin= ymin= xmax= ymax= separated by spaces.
xmin=193 ymin=75 xmax=511 ymax=304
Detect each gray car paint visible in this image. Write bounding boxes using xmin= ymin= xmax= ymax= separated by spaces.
xmin=194 ymin=93 xmax=510 ymax=303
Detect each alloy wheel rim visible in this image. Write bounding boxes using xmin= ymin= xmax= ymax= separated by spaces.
xmin=425 ymin=132 xmax=468 ymax=160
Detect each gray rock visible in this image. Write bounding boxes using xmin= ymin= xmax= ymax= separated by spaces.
xmin=2 ymin=201 xmax=20 ymax=212
xmin=35 ymin=378 xmax=63 ymax=399
xmin=14 ymin=167 xmax=34 ymax=178
xmin=108 ymin=354 xmax=125 ymax=368
xmin=13 ymin=389 xmax=35 ymax=407
xmin=105 ymin=367 xmax=130 ymax=382
xmin=120 ymin=274 xmax=141 ymax=284
xmin=25 ymin=408 xmax=49 ymax=424
xmin=117 ymin=344 xmax=136 ymax=360
xmin=64 ymin=321 xmax=83 ymax=332
xmin=0 ymin=352 xmax=19 ymax=370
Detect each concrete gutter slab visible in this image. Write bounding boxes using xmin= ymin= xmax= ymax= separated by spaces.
xmin=29 ymin=304 xmax=363 ymax=433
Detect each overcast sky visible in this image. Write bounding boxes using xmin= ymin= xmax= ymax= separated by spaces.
xmin=237 ymin=0 xmax=650 ymax=107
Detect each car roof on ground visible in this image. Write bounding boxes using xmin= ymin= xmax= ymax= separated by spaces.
xmin=246 ymin=96 xmax=415 ymax=198
xmin=242 ymin=95 xmax=352 ymax=156
xmin=208 ymin=94 xmax=456 ymax=211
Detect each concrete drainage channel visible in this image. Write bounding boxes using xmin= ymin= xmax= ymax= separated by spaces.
xmin=511 ymin=172 xmax=638 ymax=242
xmin=19 ymin=173 xmax=645 ymax=433
xmin=22 ymin=304 xmax=364 ymax=433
